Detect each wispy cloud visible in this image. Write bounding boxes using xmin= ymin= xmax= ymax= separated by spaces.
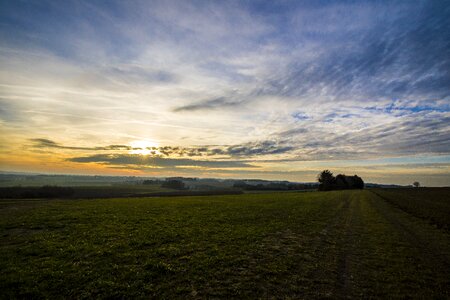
xmin=173 ymin=97 xmax=243 ymax=112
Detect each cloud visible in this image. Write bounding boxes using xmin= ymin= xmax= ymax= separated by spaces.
xmin=173 ymin=97 xmax=243 ymax=112
xmin=104 ymin=66 xmax=178 ymax=85
xmin=30 ymin=138 xmax=295 ymax=158
xmin=30 ymin=138 xmax=132 ymax=151
xmin=153 ymin=141 xmax=295 ymax=157
xmin=226 ymin=141 xmax=294 ymax=156
xmin=0 ymin=98 xmax=22 ymax=123
xmin=68 ymin=154 xmax=256 ymax=169
xmin=30 ymin=118 xmax=450 ymax=163
xmin=30 ymin=139 xmax=61 ymax=148
xmin=170 ymin=1 xmax=449 ymax=112
xmin=256 ymin=4 xmax=449 ymax=104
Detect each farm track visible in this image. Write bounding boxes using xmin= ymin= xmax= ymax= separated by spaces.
xmin=334 ymin=192 xmax=360 ymax=298
xmin=305 ymin=192 xmax=360 ymax=298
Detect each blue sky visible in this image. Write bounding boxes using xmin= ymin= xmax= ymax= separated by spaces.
xmin=0 ymin=0 xmax=449 ymax=185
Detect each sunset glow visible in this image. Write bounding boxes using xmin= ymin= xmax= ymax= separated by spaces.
xmin=129 ymin=141 xmax=159 ymax=156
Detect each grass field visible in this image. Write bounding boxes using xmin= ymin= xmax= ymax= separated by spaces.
xmin=1 ymin=189 xmax=449 ymax=298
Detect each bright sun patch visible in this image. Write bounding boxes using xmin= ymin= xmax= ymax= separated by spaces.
xmin=129 ymin=140 xmax=159 ymax=155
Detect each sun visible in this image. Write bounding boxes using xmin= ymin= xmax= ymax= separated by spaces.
xmin=129 ymin=140 xmax=159 ymax=155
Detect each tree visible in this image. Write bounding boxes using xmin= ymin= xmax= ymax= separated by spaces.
xmin=162 ymin=179 xmax=186 ymax=190
xmin=335 ymin=174 xmax=349 ymax=190
xmin=143 ymin=179 xmax=161 ymax=185
xmin=353 ymin=175 xmax=364 ymax=189
xmin=413 ymin=181 xmax=420 ymax=188
xmin=318 ymin=170 xmax=335 ymax=191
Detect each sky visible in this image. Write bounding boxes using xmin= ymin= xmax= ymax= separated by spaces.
xmin=0 ymin=0 xmax=449 ymax=186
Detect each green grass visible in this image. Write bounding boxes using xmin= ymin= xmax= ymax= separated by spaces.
xmin=1 ymin=189 xmax=449 ymax=298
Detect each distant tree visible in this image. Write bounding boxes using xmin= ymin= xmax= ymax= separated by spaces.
xmin=353 ymin=175 xmax=364 ymax=189
xmin=162 ymin=179 xmax=186 ymax=190
xmin=143 ymin=179 xmax=162 ymax=185
xmin=233 ymin=181 xmax=248 ymax=189
xmin=335 ymin=174 xmax=349 ymax=190
xmin=334 ymin=174 xmax=364 ymax=190
xmin=233 ymin=181 xmax=316 ymax=191
xmin=318 ymin=170 xmax=335 ymax=191
xmin=413 ymin=181 xmax=420 ymax=188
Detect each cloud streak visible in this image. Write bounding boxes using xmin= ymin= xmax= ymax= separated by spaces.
xmin=173 ymin=97 xmax=243 ymax=112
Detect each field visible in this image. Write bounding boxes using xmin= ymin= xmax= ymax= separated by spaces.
xmin=0 ymin=184 xmax=243 ymax=199
xmin=1 ymin=189 xmax=449 ymax=298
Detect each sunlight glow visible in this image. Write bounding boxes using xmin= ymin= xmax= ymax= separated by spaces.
xmin=129 ymin=140 xmax=159 ymax=156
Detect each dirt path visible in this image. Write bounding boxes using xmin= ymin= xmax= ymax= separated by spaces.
xmin=334 ymin=192 xmax=361 ymax=298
